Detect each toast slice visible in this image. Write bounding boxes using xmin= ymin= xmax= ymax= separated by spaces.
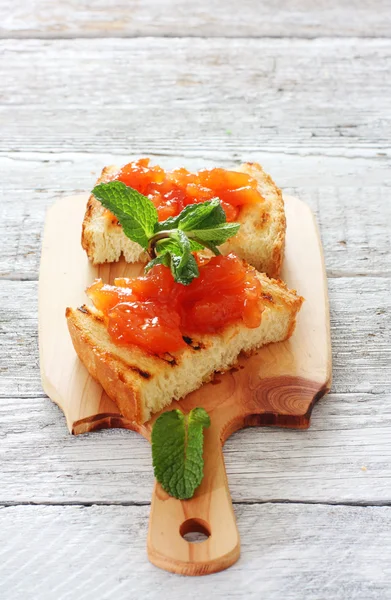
xmin=66 ymin=273 xmax=303 ymax=424
xmin=82 ymin=162 xmax=285 ymax=278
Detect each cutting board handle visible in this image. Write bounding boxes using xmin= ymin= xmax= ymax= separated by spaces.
xmin=147 ymin=427 xmax=240 ymax=575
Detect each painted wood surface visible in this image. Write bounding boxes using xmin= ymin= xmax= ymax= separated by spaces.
xmin=1 ymin=0 xmax=391 ymax=595
xmin=1 ymin=0 xmax=391 ymax=38
xmin=1 ymin=391 xmax=391 ymax=506
xmin=0 ymin=39 xmax=390 ymax=156
xmin=0 ymin=504 xmax=390 ymax=600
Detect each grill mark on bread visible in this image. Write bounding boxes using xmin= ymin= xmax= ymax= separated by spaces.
xmin=112 ymin=353 xmax=152 ymax=379
xmin=261 ymin=293 xmax=274 ymax=303
xmin=77 ymin=305 xmax=105 ymax=323
xmin=183 ymin=336 xmax=206 ymax=351
xmin=159 ymin=354 xmax=178 ymax=366
xmin=128 ymin=366 xmax=151 ymax=379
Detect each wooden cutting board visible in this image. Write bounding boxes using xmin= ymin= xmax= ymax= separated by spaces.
xmin=39 ymin=193 xmax=331 ymax=576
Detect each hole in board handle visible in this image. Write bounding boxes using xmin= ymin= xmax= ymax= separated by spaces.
xmin=180 ymin=518 xmax=211 ymax=544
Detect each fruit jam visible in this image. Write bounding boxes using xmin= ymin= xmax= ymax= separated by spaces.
xmin=87 ymin=254 xmax=263 ymax=355
xmin=113 ymin=159 xmax=264 ymax=222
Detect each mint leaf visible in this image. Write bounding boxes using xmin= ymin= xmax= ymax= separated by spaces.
xmin=154 ymin=199 xmax=239 ymax=254
xmin=189 ymin=222 xmax=240 ymax=245
xmin=156 ymin=198 xmax=226 ymax=233
xmin=170 ymin=253 xmax=199 ymax=285
xmin=190 ymin=238 xmax=221 ymax=256
xmin=155 ymin=237 xmax=204 ymax=255
xmin=92 ymin=181 xmax=158 ymax=250
xmin=152 ymin=408 xmax=211 ymax=500
xmin=144 ymin=253 xmax=170 ymax=272
xmin=188 ymin=239 xmax=205 ymax=252
xmin=168 ymin=230 xmax=200 ymax=285
xmin=146 ymin=231 xmax=200 ymax=285
xmin=179 ymin=198 xmax=226 ymax=231
xmin=146 ymin=233 xmax=200 ymax=284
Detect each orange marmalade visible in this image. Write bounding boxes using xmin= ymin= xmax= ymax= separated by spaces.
xmin=113 ymin=158 xmax=264 ymax=222
xmin=87 ymin=254 xmax=263 ymax=355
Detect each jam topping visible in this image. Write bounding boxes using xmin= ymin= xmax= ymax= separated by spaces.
xmin=87 ymin=254 xmax=263 ymax=355
xmin=113 ymin=158 xmax=264 ymax=222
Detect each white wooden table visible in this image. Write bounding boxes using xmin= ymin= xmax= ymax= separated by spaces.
xmin=1 ymin=2 xmax=390 ymax=598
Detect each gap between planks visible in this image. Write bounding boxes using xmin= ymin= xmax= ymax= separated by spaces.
xmin=1 ymin=500 xmax=391 ymax=508
xmin=1 ymin=34 xmax=391 ymax=41
xmin=1 ymin=272 xmax=390 ymax=283
xmin=3 ymin=150 xmax=391 ymax=160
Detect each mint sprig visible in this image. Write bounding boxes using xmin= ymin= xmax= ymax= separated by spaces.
xmin=92 ymin=182 xmax=240 ymax=285
xmin=151 ymin=408 xmax=211 ymax=499
xmin=92 ymin=181 xmax=158 ymax=250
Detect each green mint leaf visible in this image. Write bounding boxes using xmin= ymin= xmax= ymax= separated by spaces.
xmin=168 ymin=230 xmax=199 ymax=285
xmin=190 ymin=238 xmax=221 ymax=256
xmin=189 ymin=222 xmax=240 ymax=245
xmin=170 ymin=253 xmax=199 ymax=285
xmin=146 ymin=231 xmax=200 ymax=285
xmin=155 ymin=198 xmax=226 ymax=233
xmin=155 ymin=236 xmax=204 ymax=255
xmin=92 ymin=181 xmax=158 ymax=250
xmin=179 ymin=198 xmax=226 ymax=231
xmin=145 ymin=253 xmax=170 ymax=273
xmin=152 ymin=407 xmax=211 ymax=500
xmin=188 ymin=239 xmax=205 ymax=252
xmin=153 ymin=204 xmax=202 ymax=232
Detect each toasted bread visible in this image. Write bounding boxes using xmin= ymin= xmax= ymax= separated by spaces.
xmin=66 ymin=272 xmax=303 ymax=424
xmin=82 ymin=162 xmax=285 ymax=278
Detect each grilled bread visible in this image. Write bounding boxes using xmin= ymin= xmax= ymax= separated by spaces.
xmin=82 ymin=162 xmax=286 ymax=278
xmin=66 ymin=272 xmax=303 ymax=424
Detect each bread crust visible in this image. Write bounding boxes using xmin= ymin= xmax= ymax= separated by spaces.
xmin=222 ymin=163 xmax=285 ymax=278
xmin=66 ymin=271 xmax=303 ymax=424
xmin=67 ymin=306 xmax=145 ymax=422
xmin=82 ymin=162 xmax=285 ymax=277
xmin=81 ymin=166 xmax=149 ymax=265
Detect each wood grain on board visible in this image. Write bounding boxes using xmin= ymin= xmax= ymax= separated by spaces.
xmin=38 ymin=192 xmax=330 ymax=573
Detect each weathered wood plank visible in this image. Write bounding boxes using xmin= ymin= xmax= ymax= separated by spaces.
xmin=1 ymin=39 xmax=390 ymax=155
xmin=1 ymin=153 xmax=390 ymax=279
xmin=0 ymin=271 xmax=390 ymax=505
xmin=1 ymin=0 xmax=391 ymax=38
xmin=3 ymin=152 xmax=391 ymax=192
xmin=0 ymin=503 xmax=390 ymax=599
xmin=1 ymin=278 xmax=390 ymax=399
xmin=1 ymin=392 xmax=391 ymax=505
